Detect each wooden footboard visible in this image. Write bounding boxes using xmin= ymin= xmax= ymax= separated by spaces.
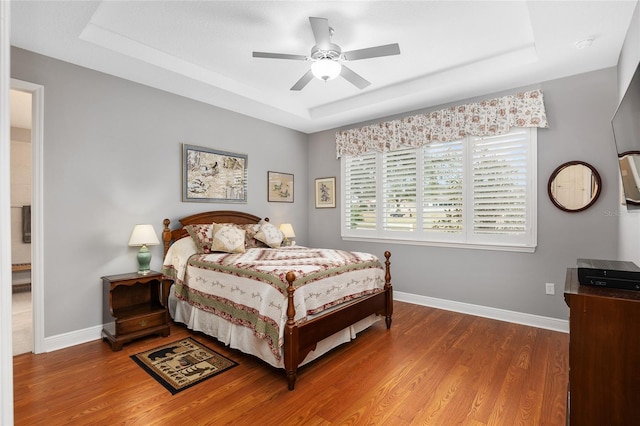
xmin=283 ymin=251 xmax=392 ymax=390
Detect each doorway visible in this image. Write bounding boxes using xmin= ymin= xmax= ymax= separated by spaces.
xmin=9 ymin=88 xmax=32 ymax=354
xmin=10 ymin=79 xmax=44 ymax=355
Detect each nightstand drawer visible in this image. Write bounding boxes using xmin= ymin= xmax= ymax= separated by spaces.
xmin=116 ymin=310 xmax=166 ymax=335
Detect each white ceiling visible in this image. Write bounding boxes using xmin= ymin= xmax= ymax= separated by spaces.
xmin=10 ymin=1 xmax=639 ymax=134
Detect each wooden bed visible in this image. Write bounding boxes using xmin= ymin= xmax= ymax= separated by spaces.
xmin=161 ymin=210 xmax=393 ymax=390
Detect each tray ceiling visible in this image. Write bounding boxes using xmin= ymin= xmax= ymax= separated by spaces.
xmin=10 ymin=1 xmax=638 ymax=133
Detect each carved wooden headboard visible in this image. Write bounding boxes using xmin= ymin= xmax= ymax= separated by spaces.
xmin=162 ymin=210 xmax=267 ymax=256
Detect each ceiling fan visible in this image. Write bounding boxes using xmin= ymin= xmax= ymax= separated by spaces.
xmin=252 ymin=17 xmax=400 ymax=91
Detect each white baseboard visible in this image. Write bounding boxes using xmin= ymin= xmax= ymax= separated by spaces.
xmin=395 ymin=291 xmax=569 ymax=333
xmin=44 ymin=324 xmax=104 ymax=353
xmin=41 ymin=295 xmax=568 ymax=353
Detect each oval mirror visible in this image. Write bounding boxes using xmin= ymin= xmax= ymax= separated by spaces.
xmin=548 ymin=161 xmax=601 ymax=212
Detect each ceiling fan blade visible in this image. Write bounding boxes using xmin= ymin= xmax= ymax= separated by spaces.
xmin=340 ymin=65 xmax=371 ymax=90
xmin=343 ymin=43 xmax=401 ymax=61
xmin=309 ymin=17 xmax=331 ymax=50
xmin=290 ymin=69 xmax=315 ymax=91
xmin=253 ymin=52 xmax=307 ymax=61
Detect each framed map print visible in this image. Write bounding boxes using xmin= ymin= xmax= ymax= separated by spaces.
xmin=182 ymin=144 xmax=247 ymax=203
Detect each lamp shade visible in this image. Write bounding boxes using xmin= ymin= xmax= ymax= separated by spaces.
xmin=311 ymin=59 xmax=341 ymax=81
xmin=128 ymin=224 xmax=160 ymax=247
xmin=279 ymin=223 xmax=296 ymax=238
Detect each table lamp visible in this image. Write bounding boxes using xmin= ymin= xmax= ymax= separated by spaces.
xmin=279 ymin=223 xmax=296 ymax=246
xmin=128 ymin=224 xmax=160 ymax=275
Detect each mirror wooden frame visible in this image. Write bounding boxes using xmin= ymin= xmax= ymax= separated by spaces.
xmin=547 ymin=161 xmax=602 ymax=213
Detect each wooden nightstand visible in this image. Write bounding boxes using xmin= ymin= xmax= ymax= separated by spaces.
xmin=102 ymin=271 xmax=170 ymax=351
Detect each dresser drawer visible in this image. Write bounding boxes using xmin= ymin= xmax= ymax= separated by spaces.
xmin=116 ymin=310 xmax=166 ymax=335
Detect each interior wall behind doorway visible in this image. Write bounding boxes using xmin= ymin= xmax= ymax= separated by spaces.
xmin=10 ymin=90 xmax=32 ymax=286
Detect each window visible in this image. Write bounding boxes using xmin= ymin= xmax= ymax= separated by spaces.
xmin=342 ymin=128 xmax=537 ymax=252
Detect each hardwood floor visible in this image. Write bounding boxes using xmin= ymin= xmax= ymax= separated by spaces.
xmin=13 ymin=301 xmax=568 ymax=425
xmin=12 ymin=290 xmax=32 ymax=356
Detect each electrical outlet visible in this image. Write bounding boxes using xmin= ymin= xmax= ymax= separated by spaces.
xmin=545 ymin=282 xmax=555 ymax=295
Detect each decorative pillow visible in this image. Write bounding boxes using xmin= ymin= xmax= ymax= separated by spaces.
xmin=185 ymin=224 xmax=214 ymax=253
xmin=254 ymin=221 xmax=284 ymax=248
xmin=210 ymin=223 xmax=246 ymax=253
xmin=238 ymin=223 xmax=268 ymax=248
xmin=210 ymin=223 xmax=267 ymax=249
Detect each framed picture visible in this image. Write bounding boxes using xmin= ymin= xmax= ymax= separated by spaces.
xmin=268 ymin=171 xmax=294 ymax=203
xmin=315 ymin=177 xmax=336 ymax=208
xmin=182 ymin=144 xmax=248 ymax=203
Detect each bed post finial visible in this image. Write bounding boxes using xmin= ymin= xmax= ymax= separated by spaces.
xmin=285 ymin=271 xmax=296 ymax=325
xmin=284 ymin=270 xmax=298 ymax=390
xmin=162 ymin=218 xmax=171 ymax=257
xmin=384 ymin=251 xmax=393 ymax=329
xmin=384 ymin=251 xmax=391 ymax=288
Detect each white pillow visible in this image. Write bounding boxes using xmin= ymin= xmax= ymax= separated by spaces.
xmin=255 ymin=222 xmax=284 ymax=248
xmin=210 ymin=223 xmax=246 ymax=253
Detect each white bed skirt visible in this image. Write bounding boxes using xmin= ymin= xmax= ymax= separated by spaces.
xmin=168 ymin=286 xmax=381 ymax=369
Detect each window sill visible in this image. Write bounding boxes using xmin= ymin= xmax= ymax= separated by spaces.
xmin=341 ymin=235 xmax=536 ymax=253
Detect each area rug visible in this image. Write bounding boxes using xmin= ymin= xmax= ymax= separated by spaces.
xmin=130 ymin=337 xmax=238 ymax=394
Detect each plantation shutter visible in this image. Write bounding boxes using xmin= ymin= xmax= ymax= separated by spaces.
xmin=471 ymin=129 xmax=529 ymax=235
xmin=341 ymin=127 xmax=536 ymax=251
xmin=344 ymin=153 xmax=377 ymax=230
xmin=422 ymin=140 xmax=464 ymax=233
xmin=382 ymin=149 xmax=417 ymax=231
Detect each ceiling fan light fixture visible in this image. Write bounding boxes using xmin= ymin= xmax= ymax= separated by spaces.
xmin=311 ymin=59 xmax=341 ymax=81
xmin=253 ymin=17 xmax=399 ymax=90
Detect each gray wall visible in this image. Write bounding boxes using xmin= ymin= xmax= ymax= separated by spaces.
xmin=11 ymin=48 xmax=309 ymax=338
xmin=308 ymin=68 xmax=621 ymax=320
xmin=9 ymin=43 xmax=629 ymax=338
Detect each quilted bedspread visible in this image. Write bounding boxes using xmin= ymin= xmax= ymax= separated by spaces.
xmin=162 ymin=239 xmax=385 ymax=360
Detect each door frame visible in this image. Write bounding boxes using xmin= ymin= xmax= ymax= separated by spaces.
xmin=1 ymin=1 xmax=13 ymax=422
xmin=11 ymin=78 xmax=45 ymax=355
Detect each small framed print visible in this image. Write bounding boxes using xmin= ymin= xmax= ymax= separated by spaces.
xmin=315 ymin=177 xmax=336 ymax=208
xmin=268 ymin=171 xmax=294 ymax=203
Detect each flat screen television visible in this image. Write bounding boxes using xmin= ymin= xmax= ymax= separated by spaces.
xmin=612 ymin=62 xmax=640 ymax=206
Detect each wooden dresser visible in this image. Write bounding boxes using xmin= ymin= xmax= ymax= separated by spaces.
xmin=564 ymin=268 xmax=640 ymax=425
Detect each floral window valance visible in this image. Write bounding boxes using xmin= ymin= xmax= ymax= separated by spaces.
xmin=335 ymin=89 xmax=548 ymax=158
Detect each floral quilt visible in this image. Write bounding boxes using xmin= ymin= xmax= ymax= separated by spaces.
xmin=162 ymin=240 xmax=385 ymax=360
